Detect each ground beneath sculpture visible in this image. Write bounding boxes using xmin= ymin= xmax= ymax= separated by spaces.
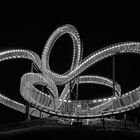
xmin=0 ymin=119 xmax=140 ymax=140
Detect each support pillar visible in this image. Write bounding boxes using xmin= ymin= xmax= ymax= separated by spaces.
xmin=76 ymin=77 xmax=80 ymax=123
xmin=76 ymin=77 xmax=79 ymax=100
xmin=102 ymin=114 xmax=105 ymax=129
xmin=69 ymin=81 xmax=72 ymax=100
xmin=25 ymin=102 xmax=31 ymax=121
xmin=124 ymin=113 xmax=127 ymax=129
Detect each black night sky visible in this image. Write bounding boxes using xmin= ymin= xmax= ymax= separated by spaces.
xmin=0 ymin=3 xmax=140 ymax=124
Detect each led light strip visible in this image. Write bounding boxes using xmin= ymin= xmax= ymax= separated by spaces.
xmin=0 ymin=49 xmax=42 ymax=70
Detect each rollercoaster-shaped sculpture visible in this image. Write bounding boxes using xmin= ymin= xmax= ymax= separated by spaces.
xmin=0 ymin=24 xmax=140 ymax=121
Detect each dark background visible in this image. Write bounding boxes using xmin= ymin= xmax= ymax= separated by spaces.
xmin=0 ymin=3 xmax=140 ymax=123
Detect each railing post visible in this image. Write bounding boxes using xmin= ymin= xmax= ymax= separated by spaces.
xmin=69 ymin=81 xmax=72 ymax=99
xmin=124 ymin=113 xmax=127 ymax=129
xmin=102 ymin=113 xmax=105 ymax=129
xmin=25 ymin=102 xmax=31 ymax=121
xmin=76 ymin=77 xmax=79 ymax=100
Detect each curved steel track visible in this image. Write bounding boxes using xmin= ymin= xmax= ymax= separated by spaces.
xmin=0 ymin=24 xmax=140 ymax=119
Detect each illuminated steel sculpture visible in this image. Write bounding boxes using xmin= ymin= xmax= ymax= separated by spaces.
xmin=0 ymin=24 xmax=140 ymax=121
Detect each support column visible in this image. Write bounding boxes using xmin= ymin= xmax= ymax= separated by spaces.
xmin=124 ymin=113 xmax=127 ymax=129
xmin=76 ymin=77 xmax=79 ymax=123
xmin=25 ymin=102 xmax=31 ymax=121
xmin=102 ymin=114 xmax=105 ymax=129
xmin=76 ymin=77 xmax=79 ymax=100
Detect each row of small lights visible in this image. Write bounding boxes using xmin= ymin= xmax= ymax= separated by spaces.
xmin=122 ymin=86 xmax=140 ymax=97
xmin=56 ymin=97 xmax=112 ymax=103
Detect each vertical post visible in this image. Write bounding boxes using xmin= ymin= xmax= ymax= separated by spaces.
xmin=25 ymin=102 xmax=31 ymax=121
xmin=112 ymin=55 xmax=116 ymax=96
xmin=102 ymin=114 xmax=105 ymax=129
xmin=76 ymin=77 xmax=79 ymax=100
xmin=69 ymin=81 xmax=72 ymax=100
xmin=111 ymin=111 xmax=114 ymax=120
xmin=76 ymin=77 xmax=79 ymax=123
xmin=124 ymin=113 xmax=127 ymax=129
xmin=70 ymin=81 xmax=74 ymax=125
